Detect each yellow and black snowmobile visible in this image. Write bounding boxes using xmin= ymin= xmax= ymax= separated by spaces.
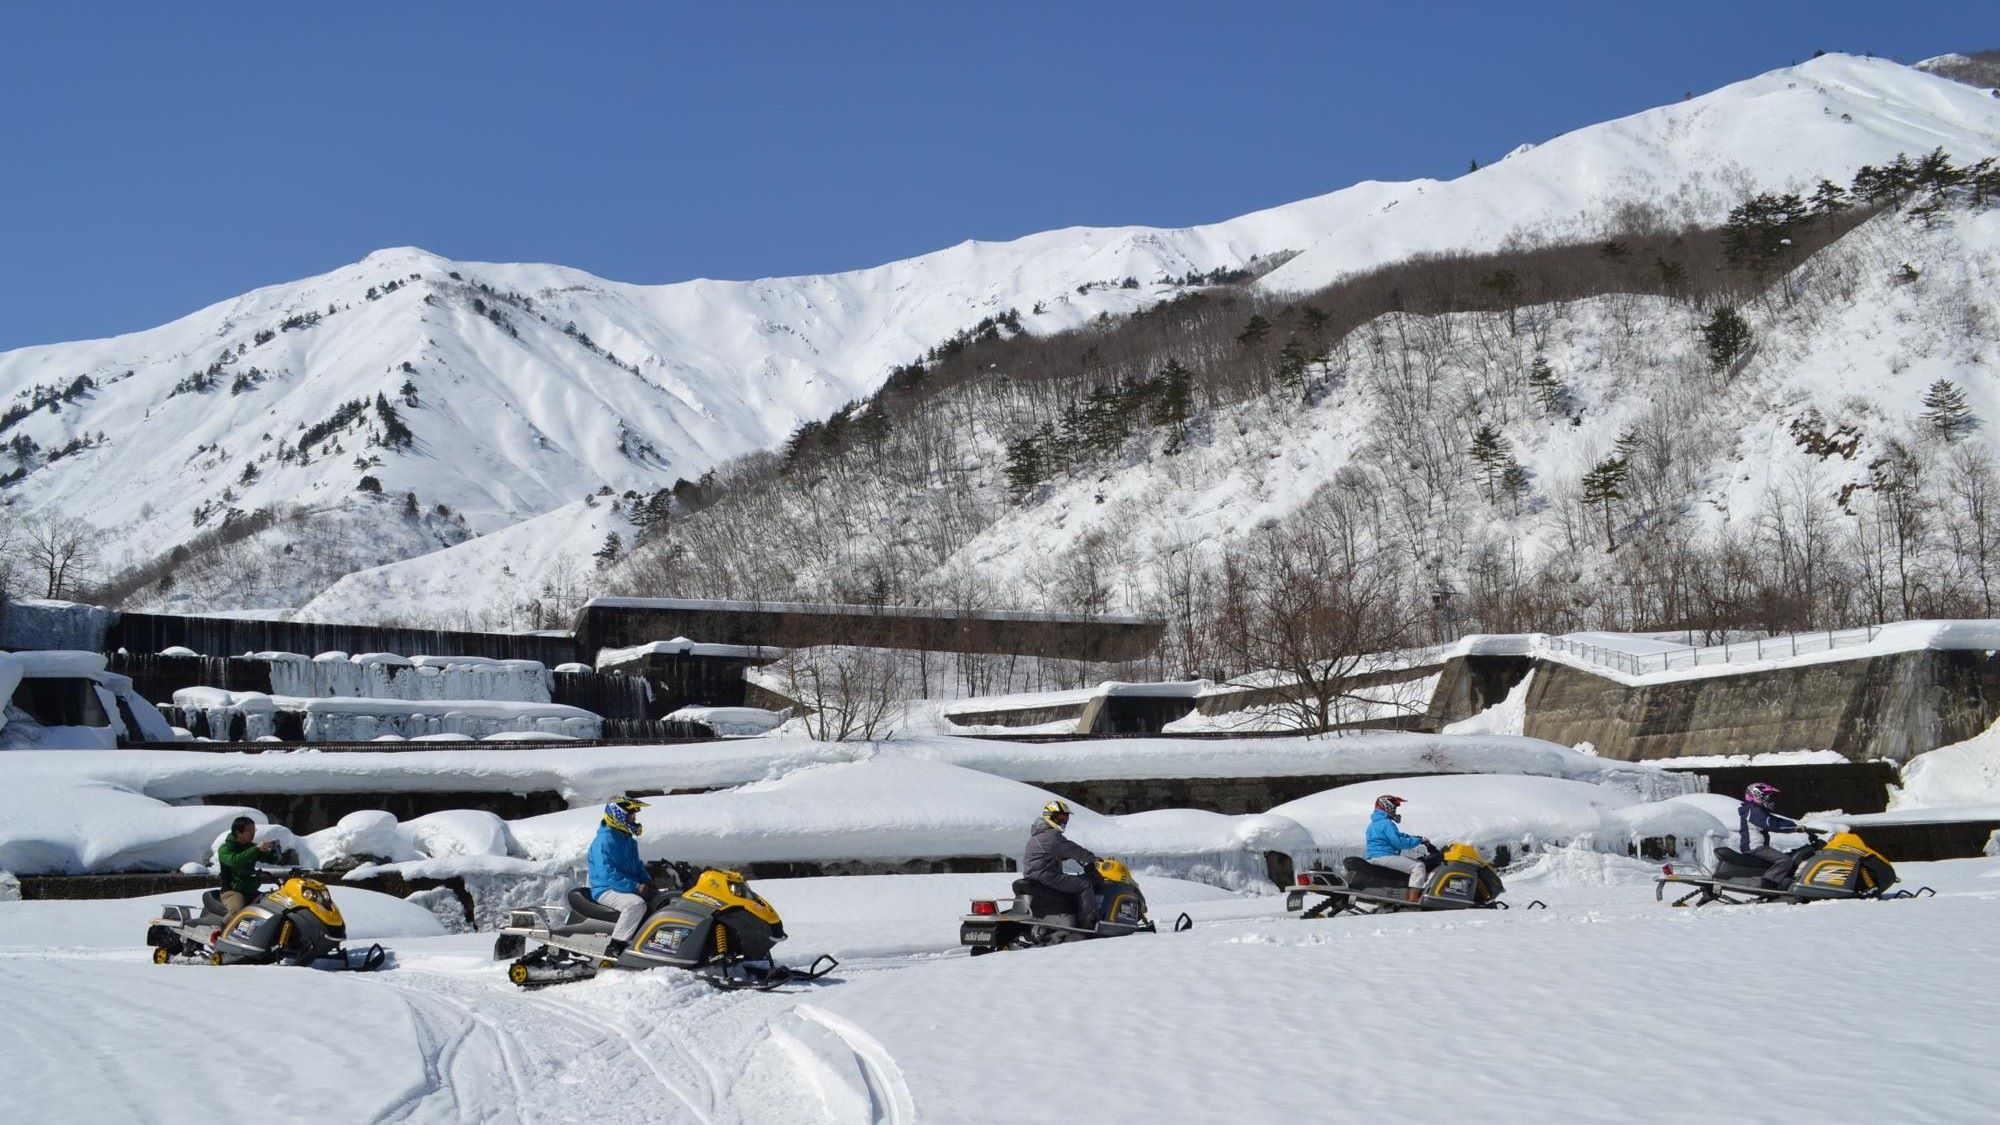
xmin=1286 ymin=842 xmax=1544 ymax=918
xmin=494 ymin=868 xmax=836 ymax=990
xmin=959 ymin=858 xmax=1191 ymax=954
xmin=146 ymin=871 xmax=388 ymax=970
xmin=1656 ymin=829 xmax=1934 ymax=907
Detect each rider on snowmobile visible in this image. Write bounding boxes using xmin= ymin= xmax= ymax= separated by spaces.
xmin=1024 ymin=800 xmax=1101 ymax=929
xmin=1364 ymin=795 xmax=1431 ymax=902
xmin=589 ymin=797 xmax=654 ymax=961
xmin=1739 ymin=783 xmax=1803 ymax=862
xmin=217 ymin=816 xmax=279 ymax=916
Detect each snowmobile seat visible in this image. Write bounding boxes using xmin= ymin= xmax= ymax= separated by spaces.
xmin=1019 ymin=879 xmax=1080 ymax=919
xmin=565 ymin=887 xmax=624 ymax=924
xmin=201 ymin=890 xmax=228 ymax=920
xmin=1342 ymin=857 xmax=1410 ymax=891
xmin=1713 ymin=847 xmax=1782 ymax=882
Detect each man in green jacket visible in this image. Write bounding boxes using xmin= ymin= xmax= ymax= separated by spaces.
xmin=217 ymin=816 xmax=278 ymax=915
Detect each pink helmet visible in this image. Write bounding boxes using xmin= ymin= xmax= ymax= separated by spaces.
xmin=1744 ymin=782 xmax=1781 ymax=809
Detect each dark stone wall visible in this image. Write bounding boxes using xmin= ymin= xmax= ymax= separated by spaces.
xmin=575 ymin=601 xmax=1162 ymax=662
xmin=1851 ymin=820 xmax=2000 ymax=863
xmin=594 ymin=651 xmax=767 ymax=713
xmin=549 ymin=669 xmax=657 ymax=720
xmin=108 ymin=612 xmax=581 ymax=664
xmin=1425 ymin=655 xmax=1535 ymax=729
xmin=108 ymin=653 xmax=275 ymax=704
xmin=1522 ymin=650 xmax=2000 ymax=763
xmin=1666 ymin=761 xmax=1900 ymax=815
xmin=1094 ymin=696 xmax=1199 ymax=734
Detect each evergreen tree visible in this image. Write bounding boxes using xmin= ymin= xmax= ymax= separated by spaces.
xmin=1004 ymin=434 xmax=1044 ymax=501
xmin=403 ymin=491 xmax=419 ymax=517
xmin=357 ymin=475 xmax=383 ymax=493
xmin=1147 ymin=359 xmax=1195 ymax=444
xmin=1613 ymin=427 xmax=1642 ymax=463
xmin=238 ymin=462 xmax=259 ymax=485
xmin=1581 ymin=457 xmax=1630 ymax=551
xmin=1468 ymin=424 xmax=1510 ymax=501
xmin=1527 ymin=355 xmax=1566 ymax=415
xmin=593 ymin=532 xmax=623 ymax=569
xmin=1500 ymin=460 xmax=1531 ymax=511
xmin=1275 ymin=338 xmax=1311 ymax=395
xmin=1702 ymin=307 xmax=1752 ymax=373
xmin=1808 ymin=178 xmax=1849 ymax=217
xmin=400 ymin=379 xmax=419 ymax=407
xmin=1922 ymin=379 xmax=1974 ymax=441
xmin=1720 ymin=192 xmax=1810 ymax=277
xmin=1235 ymin=314 xmax=1271 ymax=347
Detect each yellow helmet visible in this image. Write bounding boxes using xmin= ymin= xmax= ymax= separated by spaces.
xmin=1042 ymin=799 xmax=1072 ymax=826
xmin=603 ymin=796 xmax=649 ymax=836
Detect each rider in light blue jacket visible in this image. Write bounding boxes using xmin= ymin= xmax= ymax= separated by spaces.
xmin=588 ymin=797 xmax=655 ymax=961
xmin=1364 ymin=795 xmax=1431 ymax=899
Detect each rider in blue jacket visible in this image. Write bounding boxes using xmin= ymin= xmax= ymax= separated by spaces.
xmin=589 ymin=797 xmax=654 ymax=961
xmin=1365 ymin=795 xmax=1431 ymax=901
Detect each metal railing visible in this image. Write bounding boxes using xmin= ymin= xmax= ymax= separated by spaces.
xmin=1546 ymin=625 xmax=1884 ymax=676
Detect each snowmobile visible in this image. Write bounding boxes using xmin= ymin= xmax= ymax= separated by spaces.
xmin=1655 ymin=829 xmax=1934 ymax=907
xmin=959 ymin=857 xmax=1192 ymax=955
xmin=494 ymin=867 xmax=837 ymax=990
xmin=1285 ymin=842 xmax=1544 ymax=918
xmin=146 ymin=871 xmax=389 ymax=971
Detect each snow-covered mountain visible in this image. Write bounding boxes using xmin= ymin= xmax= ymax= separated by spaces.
xmin=7 ymin=53 xmax=1998 ymax=623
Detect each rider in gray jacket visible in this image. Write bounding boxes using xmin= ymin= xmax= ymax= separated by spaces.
xmin=1024 ymin=800 xmax=1100 ymax=928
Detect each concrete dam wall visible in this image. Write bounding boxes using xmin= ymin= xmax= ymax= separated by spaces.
xmin=1518 ymin=649 xmax=2000 ymax=764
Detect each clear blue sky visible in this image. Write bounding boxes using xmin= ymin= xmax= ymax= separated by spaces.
xmin=1 ymin=2 xmax=1991 ymax=351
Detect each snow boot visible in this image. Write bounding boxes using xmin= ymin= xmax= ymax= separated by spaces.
xmin=601 ymin=937 xmax=627 ymax=968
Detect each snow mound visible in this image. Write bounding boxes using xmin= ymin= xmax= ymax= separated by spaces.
xmin=1272 ymin=774 xmax=1727 ymax=862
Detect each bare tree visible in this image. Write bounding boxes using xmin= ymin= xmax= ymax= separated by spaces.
xmin=1216 ymin=490 xmax=1418 ymax=734
xmin=15 ymin=512 xmax=101 ymax=600
xmin=777 ymin=645 xmax=909 ymax=741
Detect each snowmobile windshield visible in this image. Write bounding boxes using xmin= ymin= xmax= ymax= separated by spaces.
xmin=280 ymin=878 xmax=344 ymax=926
xmin=1095 ymin=858 xmax=1133 ymax=884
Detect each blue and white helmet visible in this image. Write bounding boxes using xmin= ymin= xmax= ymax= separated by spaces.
xmin=603 ymin=796 xmax=649 ymax=836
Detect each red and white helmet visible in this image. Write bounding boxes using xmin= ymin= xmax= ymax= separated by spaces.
xmin=1744 ymin=782 xmax=1781 ymax=809
xmin=1374 ymin=795 xmax=1406 ymax=814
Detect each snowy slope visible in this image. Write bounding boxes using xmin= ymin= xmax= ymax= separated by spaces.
xmin=1262 ymin=53 xmax=2000 ymax=292
xmin=9 ymin=55 xmax=1999 ymax=621
xmin=292 ymin=496 xmax=633 ymax=626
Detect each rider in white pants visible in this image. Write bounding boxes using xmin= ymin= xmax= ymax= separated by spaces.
xmin=588 ymin=797 xmax=655 ymax=960
xmin=597 ymin=889 xmax=649 ymax=944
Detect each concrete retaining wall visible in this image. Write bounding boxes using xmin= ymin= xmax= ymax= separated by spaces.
xmin=1522 ymin=650 xmax=2000 ymax=764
